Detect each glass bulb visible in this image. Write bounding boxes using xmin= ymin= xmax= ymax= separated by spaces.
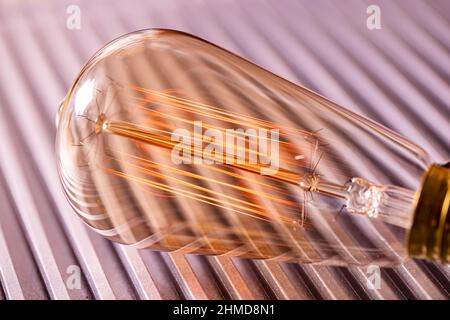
xmin=56 ymin=29 xmax=450 ymax=266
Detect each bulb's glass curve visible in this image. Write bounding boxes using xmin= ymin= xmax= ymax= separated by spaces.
xmin=56 ymin=29 xmax=433 ymax=266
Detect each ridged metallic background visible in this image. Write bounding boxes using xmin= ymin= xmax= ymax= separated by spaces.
xmin=0 ymin=0 xmax=449 ymax=299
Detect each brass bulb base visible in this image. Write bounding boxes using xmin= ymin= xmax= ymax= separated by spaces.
xmin=408 ymin=163 xmax=450 ymax=263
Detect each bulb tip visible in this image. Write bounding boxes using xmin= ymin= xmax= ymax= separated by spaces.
xmin=56 ymin=100 xmax=65 ymax=129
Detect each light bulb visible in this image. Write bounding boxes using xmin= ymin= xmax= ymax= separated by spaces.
xmin=56 ymin=29 xmax=450 ymax=266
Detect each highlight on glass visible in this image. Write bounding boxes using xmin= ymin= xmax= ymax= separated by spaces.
xmin=56 ymin=29 xmax=450 ymax=267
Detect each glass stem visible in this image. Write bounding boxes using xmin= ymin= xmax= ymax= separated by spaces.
xmin=301 ymin=177 xmax=416 ymax=229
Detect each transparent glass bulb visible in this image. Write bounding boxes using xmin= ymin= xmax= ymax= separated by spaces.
xmin=56 ymin=29 xmax=450 ymax=266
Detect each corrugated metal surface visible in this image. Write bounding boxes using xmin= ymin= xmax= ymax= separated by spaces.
xmin=0 ymin=0 xmax=449 ymax=300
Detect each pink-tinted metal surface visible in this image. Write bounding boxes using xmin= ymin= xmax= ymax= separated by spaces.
xmin=0 ymin=0 xmax=449 ymax=299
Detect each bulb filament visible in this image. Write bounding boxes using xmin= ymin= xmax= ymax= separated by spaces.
xmin=84 ymin=85 xmax=415 ymax=229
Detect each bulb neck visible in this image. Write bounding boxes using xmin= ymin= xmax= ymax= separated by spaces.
xmin=408 ymin=163 xmax=450 ymax=264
